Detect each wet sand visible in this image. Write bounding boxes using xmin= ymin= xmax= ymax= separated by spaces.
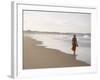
xmin=23 ymin=36 xmax=90 ymax=69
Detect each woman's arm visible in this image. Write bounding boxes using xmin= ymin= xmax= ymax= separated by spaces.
xmin=76 ymin=38 xmax=78 ymax=47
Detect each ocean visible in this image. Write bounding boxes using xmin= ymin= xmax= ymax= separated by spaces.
xmin=24 ymin=32 xmax=91 ymax=64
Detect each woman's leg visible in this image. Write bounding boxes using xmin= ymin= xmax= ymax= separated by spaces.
xmin=73 ymin=49 xmax=76 ymax=55
xmin=73 ymin=51 xmax=75 ymax=55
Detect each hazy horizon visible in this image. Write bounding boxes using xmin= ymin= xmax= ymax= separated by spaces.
xmin=24 ymin=30 xmax=91 ymax=34
xmin=24 ymin=10 xmax=91 ymax=33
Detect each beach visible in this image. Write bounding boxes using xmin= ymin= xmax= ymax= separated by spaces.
xmin=23 ymin=36 xmax=90 ymax=69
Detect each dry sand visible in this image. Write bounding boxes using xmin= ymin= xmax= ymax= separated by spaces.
xmin=23 ymin=36 xmax=90 ymax=69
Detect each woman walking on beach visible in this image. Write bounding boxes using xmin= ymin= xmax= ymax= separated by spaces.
xmin=72 ymin=34 xmax=78 ymax=56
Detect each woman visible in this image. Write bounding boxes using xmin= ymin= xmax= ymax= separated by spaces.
xmin=72 ymin=34 xmax=78 ymax=55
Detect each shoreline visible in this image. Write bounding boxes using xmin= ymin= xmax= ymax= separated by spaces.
xmin=23 ymin=36 xmax=90 ymax=69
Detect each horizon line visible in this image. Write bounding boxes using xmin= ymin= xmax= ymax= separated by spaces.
xmin=24 ymin=30 xmax=91 ymax=34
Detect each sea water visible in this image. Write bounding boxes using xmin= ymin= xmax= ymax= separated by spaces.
xmin=25 ymin=33 xmax=91 ymax=64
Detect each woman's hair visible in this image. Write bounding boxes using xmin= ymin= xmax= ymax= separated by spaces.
xmin=73 ymin=34 xmax=76 ymax=38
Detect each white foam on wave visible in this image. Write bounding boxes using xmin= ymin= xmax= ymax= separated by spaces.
xmin=82 ymin=35 xmax=90 ymax=39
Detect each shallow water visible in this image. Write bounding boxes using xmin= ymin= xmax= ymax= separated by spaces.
xmin=24 ymin=33 xmax=91 ymax=64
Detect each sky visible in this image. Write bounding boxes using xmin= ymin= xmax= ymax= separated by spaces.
xmin=23 ymin=10 xmax=91 ymax=33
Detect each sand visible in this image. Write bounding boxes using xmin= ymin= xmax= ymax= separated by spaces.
xmin=23 ymin=36 xmax=90 ymax=69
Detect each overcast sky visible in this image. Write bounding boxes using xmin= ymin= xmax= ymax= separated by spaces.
xmin=24 ymin=10 xmax=91 ymax=33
